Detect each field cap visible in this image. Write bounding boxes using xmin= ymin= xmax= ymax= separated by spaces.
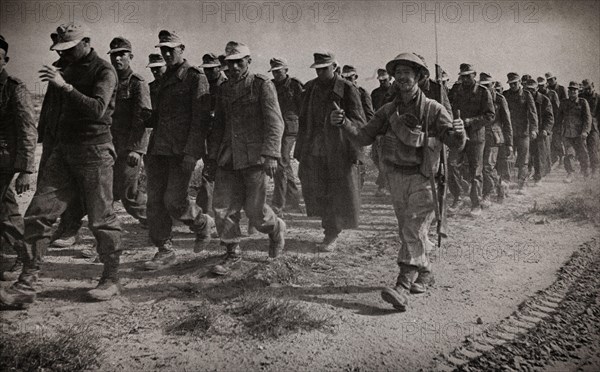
xmin=155 ymin=30 xmax=183 ymax=48
xmin=458 ymin=63 xmax=475 ymax=76
xmin=545 ymin=72 xmax=556 ymax=80
xmin=568 ymin=81 xmax=579 ymax=90
xmin=50 ymin=23 xmax=90 ymax=51
xmin=524 ymin=79 xmax=538 ymax=89
xmin=537 ymin=76 xmax=547 ymax=85
xmin=147 ymin=53 xmax=166 ymax=68
xmin=268 ymin=57 xmax=288 ymax=72
xmin=108 ymin=36 xmax=132 ymax=54
xmin=200 ymin=53 xmax=221 ymax=68
xmin=310 ymin=52 xmax=336 ymax=68
xmin=224 ymin=41 xmax=250 ymax=60
xmin=507 ymin=72 xmax=520 ymax=84
xmin=341 ymin=65 xmax=357 ymax=78
xmin=479 ymin=72 xmax=493 ymax=85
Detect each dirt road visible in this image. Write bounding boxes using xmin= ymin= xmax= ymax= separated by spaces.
xmin=1 ymin=155 xmax=598 ymax=371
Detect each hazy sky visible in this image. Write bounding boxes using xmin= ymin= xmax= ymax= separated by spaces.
xmin=1 ymin=0 xmax=598 ymax=95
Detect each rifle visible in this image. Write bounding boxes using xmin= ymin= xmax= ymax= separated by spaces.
xmin=423 ymin=102 xmax=449 ymax=250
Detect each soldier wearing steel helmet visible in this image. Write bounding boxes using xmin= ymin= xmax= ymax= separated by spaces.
xmin=330 ymin=52 xmax=466 ymax=311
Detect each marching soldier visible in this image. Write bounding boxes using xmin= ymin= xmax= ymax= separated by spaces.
xmin=0 ymin=35 xmax=37 ymax=281
xmin=331 ymin=52 xmax=466 ymax=311
xmin=294 ymin=52 xmax=366 ymax=252
xmin=524 ymin=79 xmax=554 ymax=184
xmin=341 ymin=65 xmax=373 ymax=189
xmin=147 ymin=53 xmax=166 ymax=108
xmin=1 ymin=23 xmax=124 ymax=306
xmin=143 ymin=30 xmax=213 ymax=270
xmin=449 ymin=63 xmax=495 ymax=216
xmin=504 ymin=72 xmax=538 ymax=192
xmin=208 ymin=41 xmax=286 ymax=276
xmin=268 ymin=57 xmax=304 ymax=214
xmin=479 ymin=73 xmax=512 ymax=205
xmin=194 ymin=53 xmax=228 ymax=218
xmin=371 ymin=68 xmax=393 ymax=111
xmin=558 ymin=81 xmax=592 ymax=182
xmin=370 ymin=68 xmax=393 ymax=197
xmin=107 ymin=37 xmax=151 ymax=226
xmin=545 ymin=72 xmax=568 ymax=101
xmin=579 ymin=79 xmax=599 ymax=176
xmin=537 ymin=76 xmax=561 ymax=172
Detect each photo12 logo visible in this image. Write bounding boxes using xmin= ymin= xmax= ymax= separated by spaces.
xmin=1 ymin=1 xmax=140 ymax=24
xmin=400 ymin=1 xmax=540 ymax=23
xmin=200 ymin=1 xmax=341 ymax=23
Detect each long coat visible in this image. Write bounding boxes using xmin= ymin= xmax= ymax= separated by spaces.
xmin=294 ymin=75 xmax=366 ymax=228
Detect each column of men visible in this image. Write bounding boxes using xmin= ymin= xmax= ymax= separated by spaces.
xmin=0 ymin=23 xmax=598 ymax=311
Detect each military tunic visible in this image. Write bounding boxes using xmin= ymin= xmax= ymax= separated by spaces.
xmin=209 ymin=71 xmax=285 ymax=244
xmin=0 ymin=70 xmax=36 ymax=249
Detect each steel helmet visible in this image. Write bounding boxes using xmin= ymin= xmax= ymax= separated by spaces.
xmin=386 ymin=52 xmax=429 ymax=77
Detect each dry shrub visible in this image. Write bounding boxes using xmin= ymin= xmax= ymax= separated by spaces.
xmin=0 ymin=324 xmax=102 ymax=371
xmin=230 ymin=292 xmax=332 ymax=339
xmin=164 ymin=301 xmax=222 ymax=337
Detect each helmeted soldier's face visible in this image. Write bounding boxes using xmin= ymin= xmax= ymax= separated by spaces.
xmin=0 ymin=49 xmax=7 ymax=74
xmin=509 ymin=81 xmax=521 ymax=92
xmin=226 ymin=56 xmax=251 ymax=80
xmin=547 ymin=77 xmax=557 ymax=87
xmin=394 ymin=64 xmax=418 ymax=92
xmin=568 ymin=88 xmax=578 ymax=100
xmin=110 ymin=51 xmax=132 ymax=71
xmin=271 ymin=68 xmax=287 ymax=82
xmin=160 ymin=46 xmax=184 ymax=67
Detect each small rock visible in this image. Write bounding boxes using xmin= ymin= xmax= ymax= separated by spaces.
xmin=476 ymin=317 xmax=483 ymax=325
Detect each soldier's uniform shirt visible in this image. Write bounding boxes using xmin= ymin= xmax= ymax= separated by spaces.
xmin=210 ymin=71 xmax=283 ymax=170
xmin=559 ymin=98 xmax=591 ymax=138
xmin=0 ymin=69 xmax=37 ymax=174
xmin=357 ymin=86 xmax=374 ymax=122
xmin=371 ymin=84 xmax=393 ymax=111
xmin=273 ymin=75 xmax=304 ymax=136
xmin=449 ymin=82 xmax=495 ymax=142
xmin=580 ymin=91 xmax=599 ymax=132
xmin=504 ymin=87 xmax=538 ymax=138
xmin=549 ymin=83 xmax=568 ymax=102
xmin=0 ymin=69 xmax=36 ymax=248
xmin=150 ymin=60 xmax=212 ymax=160
xmin=111 ymin=67 xmax=151 ymax=154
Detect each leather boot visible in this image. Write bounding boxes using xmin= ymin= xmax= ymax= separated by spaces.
xmin=88 ymin=253 xmax=122 ymax=301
